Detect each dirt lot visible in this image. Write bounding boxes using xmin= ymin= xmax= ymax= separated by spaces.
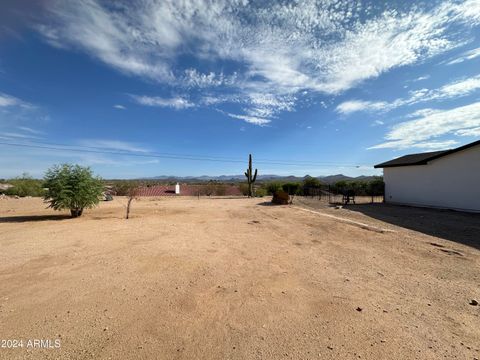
xmin=1 ymin=196 xmax=479 ymax=360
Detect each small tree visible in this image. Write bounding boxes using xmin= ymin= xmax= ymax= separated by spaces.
xmin=366 ymin=178 xmax=385 ymax=201
xmin=303 ymin=176 xmax=322 ymax=188
xmin=43 ymin=164 xmax=104 ymax=218
xmin=302 ymin=176 xmax=322 ymax=197
xmin=125 ymin=183 xmax=141 ymax=219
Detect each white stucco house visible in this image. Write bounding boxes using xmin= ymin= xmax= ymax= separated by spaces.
xmin=374 ymin=140 xmax=480 ymax=212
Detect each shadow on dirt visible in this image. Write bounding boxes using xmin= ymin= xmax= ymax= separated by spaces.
xmin=346 ymin=203 xmax=480 ymax=250
xmin=0 ymin=214 xmax=71 ymax=223
xmin=256 ymin=201 xmax=278 ymax=206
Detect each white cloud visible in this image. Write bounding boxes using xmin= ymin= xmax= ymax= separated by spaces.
xmin=182 ymin=69 xmax=237 ymax=88
xmin=244 ymin=93 xmax=296 ymax=119
xmin=77 ymin=154 xmax=159 ymax=166
xmin=404 ymin=75 xmax=480 ymax=105
xmin=455 ymin=127 xmax=480 ymax=137
xmin=77 ymin=139 xmax=150 ymax=153
xmin=35 ymin=0 xmax=480 ymax=123
xmin=37 ymin=0 xmax=173 ymax=81
xmin=0 ymin=120 xmax=45 ymax=143
xmin=370 ymin=139 xmax=458 ymax=151
xmin=0 ymin=93 xmax=20 ymax=107
xmin=446 ymin=47 xmax=480 ymax=65
xmin=226 ymin=113 xmax=270 ymax=126
xmin=0 ymin=92 xmax=32 ymax=108
xmin=113 ymin=104 xmax=126 ymax=110
xmin=340 ymin=74 xmax=480 ymax=115
xmin=432 ymin=76 xmax=480 ymax=99
xmin=370 ymin=102 xmax=480 ymax=149
xmin=16 ymin=126 xmax=44 ymax=135
xmin=336 ymin=100 xmax=390 ymax=115
xmin=0 ymin=94 xmax=46 ymax=137
xmin=0 ymin=132 xmax=41 ymax=140
xmin=412 ymin=75 xmax=430 ymax=82
xmin=131 ymin=95 xmax=194 ymax=110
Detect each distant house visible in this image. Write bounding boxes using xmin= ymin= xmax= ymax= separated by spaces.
xmin=374 ymin=140 xmax=480 ymax=212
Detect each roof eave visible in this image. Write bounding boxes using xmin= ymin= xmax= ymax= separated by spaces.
xmin=374 ymin=161 xmax=428 ymax=168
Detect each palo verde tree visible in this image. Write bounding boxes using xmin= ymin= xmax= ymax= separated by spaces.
xmin=244 ymin=154 xmax=258 ymax=197
xmin=43 ymin=164 xmax=104 ymax=218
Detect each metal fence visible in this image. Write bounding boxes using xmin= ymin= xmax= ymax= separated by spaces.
xmin=303 ymin=185 xmax=384 ymax=205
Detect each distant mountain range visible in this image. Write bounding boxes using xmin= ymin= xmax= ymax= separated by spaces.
xmin=141 ymin=174 xmax=380 ymax=184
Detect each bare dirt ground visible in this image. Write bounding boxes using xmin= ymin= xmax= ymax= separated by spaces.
xmin=1 ymin=196 xmax=479 ymax=360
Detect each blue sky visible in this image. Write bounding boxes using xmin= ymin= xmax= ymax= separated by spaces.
xmin=1 ymin=0 xmax=480 ymax=179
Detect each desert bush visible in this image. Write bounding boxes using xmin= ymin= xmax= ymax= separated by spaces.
xmin=255 ymin=188 xmax=267 ymax=197
xmin=266 ymin=182 xmax=283 ymax=195
xmin=43 ymin=164 xmax=104 ymax=218
xmin=214 ymin=184 xmax=227 ymax=196
xmin=111 ymin=180 xmax=141 ymax=196
xmin=196 ymin=181 xmax=227 ymax=196
xmin=303 ymin=176 xmax=322 ymax=188
xmin=282 ymin=182 xmax=301 ymax=195
xmin=272 ymin=190 xmax=290 ymax=205
xmin=330 ymin=178 xmax=384 ymax=196
xmin=5 ymin=174 xmax=44 ymax=197
xmin=238 ymin=183 xmax=249 ymax=196
xmin=302 ymin=176 xmax=323 ymax=196
xmin=366 ymin=178 xmax=385 ymax=196
xmin=199 ymin=182 xmax=215 ymax=196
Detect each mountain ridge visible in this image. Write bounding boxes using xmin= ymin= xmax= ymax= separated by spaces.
xmin=139 ymin=174 xmax=381 ymax=184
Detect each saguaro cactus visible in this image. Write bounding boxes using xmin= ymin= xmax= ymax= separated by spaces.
xmin=244 ymin=154 xmax=258 ymax=197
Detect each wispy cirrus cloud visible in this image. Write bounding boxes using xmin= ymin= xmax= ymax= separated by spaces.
xmin=369 ymin=102 xmax=480 ymax=150
xmin=182 ymin=69 xmax=238 ymax=88
xmin=337 ymin=74 xmax=480 ymax=115
xmin=336 ymin=100 xmax=391 ymax=115
xmin=16 ymin=126 xmax=44 ymax=135
xmin=35 ymin=0 xmax=480 ymax=125
xmin=77 ymin=139 xmax=150 ymax=153
xmin=0 ymin=93 xmax=46 ymax=137
xmin=411 ymin=75 xmax=430 ymax=82
xmin=131 ymin=95 xmax=194 ymax=110
xmin=455 ymin=127 xmax=480 ymax=137
xmin=0 ymin=132 xmax=42 ymax=140
xmin=226 ymin=113 xmax=271 ymax=126
xmin=0 ymin=92 xmax=33 ymax=108
xmin=0 ymin=125 xmax=45 ymax=142
xmin=445 ymin=46 xmax=480 ymax=65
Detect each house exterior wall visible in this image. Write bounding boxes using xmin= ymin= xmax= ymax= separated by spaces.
xmin=383 ymin=145 xmax=480 ymax=212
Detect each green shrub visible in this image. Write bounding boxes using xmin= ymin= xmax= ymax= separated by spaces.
xmin=366 ymin=178 xmax=385 ymax=196
xmin=111 ymin=180 xmax=141 ymax=196
xmin=43 ymin=164 xmax=104 ymax=218
xmin=282 ymin=182 xmax=301 ymax=195
xmin=331 ymin=178 xmax=384 ymax=196
xmin=255 ymin=188 xmax=267 ymax=197
xmin=303 ymin=176 xmax=322 ymax=188
xmin=266 ymin=182 xmax=283 ymax=195
xmin=4 ymin=174 xmax=44 ymax=197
